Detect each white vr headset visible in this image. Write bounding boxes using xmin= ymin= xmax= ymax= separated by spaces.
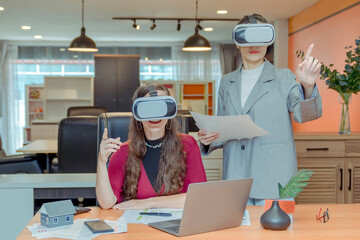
xmin=232 ymin=15 xmax=275 ymax=46
xmin=132 ymin=85 xmax=177 ymax=121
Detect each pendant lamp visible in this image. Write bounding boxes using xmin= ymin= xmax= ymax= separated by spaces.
xmin=182 ymin=0 xmax=211 ymax=51
xmin=68 ymin=0 xmax=98 ymax=52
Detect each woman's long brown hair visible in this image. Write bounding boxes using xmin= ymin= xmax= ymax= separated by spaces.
xmin=123 ymin=84 xmax=186 ymax=201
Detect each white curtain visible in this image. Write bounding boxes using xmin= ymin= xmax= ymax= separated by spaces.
xmin=172 ymin=44 xmax=222 ymax=82
xmin=0 ymin=43 xmax=21 ymax=155
xmin=171 ymin=45 xmax=222 ymax=114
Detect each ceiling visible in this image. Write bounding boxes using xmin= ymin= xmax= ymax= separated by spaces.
xmin=0 ymin=0 xmax=318 ymax=45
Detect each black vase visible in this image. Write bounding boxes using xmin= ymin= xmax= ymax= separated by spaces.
xmin=260 ymin=200 xmax=291 ymax=230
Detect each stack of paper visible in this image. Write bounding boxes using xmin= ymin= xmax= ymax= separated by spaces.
xmin=190 ymin=111 xmax=268 ymax=143
xmin=26 ymin=218 xmax=127 ymax=239
xmin=120 ymin=208 xmax=183 ymax=225
xmin=119 ymin=208 xmax=251 ymax=226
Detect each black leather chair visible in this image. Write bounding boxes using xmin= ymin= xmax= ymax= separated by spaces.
xmin=57 ymin=116 xmax=98 ymax=173
xmin=0 ymin=135 xmax=42 ymax=174
xmin=67 ymin=106 xmax=108 ymax=117
xmin=96 ymin=112 xmax=189 ymax=157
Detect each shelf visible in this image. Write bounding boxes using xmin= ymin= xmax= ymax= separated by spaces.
xmin=29 ymin=99 xmax=44 ymax=101
xmin=29 ymin=112 xmax=44 ymax=115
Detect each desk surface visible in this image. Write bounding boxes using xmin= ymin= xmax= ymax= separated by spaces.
xmin=17 ymin=204 xmax=360 ymax=240
xmin=16 ymin=139 xmax=58 ymax=154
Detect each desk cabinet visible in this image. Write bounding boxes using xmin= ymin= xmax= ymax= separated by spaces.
xmin=202 ymin=149 xmax=223 ymax=181
xmin=295 ymin=133 xmax=360 ymax=204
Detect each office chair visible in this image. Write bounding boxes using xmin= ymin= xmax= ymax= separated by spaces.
xmin=96 ymin=112 xmax=189 ymax=157
xmin=67 ymin=106 xmax=108 ymax=117
xmin=57 ymin=116 xmax=98 ymax=173
xmin=0 ymin=135 xmax=42 ymax=174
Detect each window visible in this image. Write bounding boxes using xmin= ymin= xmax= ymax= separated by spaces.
xmin=53 ymin=217 xmax=58 ymax=224
xmin=65 ymin=215 xmax=71 ymax=222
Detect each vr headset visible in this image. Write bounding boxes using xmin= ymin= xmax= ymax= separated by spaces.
xmin=132 ymin=85 xmax=177 ymax=121
xmin=232 ymin=15 xmax=275 ymax=46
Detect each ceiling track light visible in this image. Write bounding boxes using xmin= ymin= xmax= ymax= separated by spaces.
xmin=177 ymin=20 xmax=181 ymax=31
xmin=113 ymin=17 xmax=239 ymax=31
xmin=196 ymin=20 xmax=202 ymax=30
xmin=150 ymin=19 xmax=156 ymax=30
xmin=132 ymin=19 xmax=140 ymax=30
xmin=68 ymin=0 xmax=98 ymax=52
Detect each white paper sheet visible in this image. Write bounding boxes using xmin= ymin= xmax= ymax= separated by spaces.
xmin=242 ymin=210 xmax=251 ymax=226
xmin=119 ymin=208 xmax=183 ymax=225
xmin=27 ymin=218 xmax=127 ymax=239
xmin=190 ymin=111 xmax=268 ymax=143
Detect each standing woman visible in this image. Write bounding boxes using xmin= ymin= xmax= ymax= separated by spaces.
xmin=96 ymin=84 xmax=207 ymax=210
xmin=198 ymin=14 xmax=322 ymax=205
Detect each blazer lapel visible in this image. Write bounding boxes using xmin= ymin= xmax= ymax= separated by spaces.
xmin=242 ymin=60 xmax=274 ymax=114
xmin=227 ymin=68 xmax=243 ymax=115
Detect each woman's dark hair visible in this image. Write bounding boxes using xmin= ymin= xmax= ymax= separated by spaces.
xmin=237 ymin=13 xmax=268 ymax=25
xmin=123 ymin=84 xmax=187 ymax=201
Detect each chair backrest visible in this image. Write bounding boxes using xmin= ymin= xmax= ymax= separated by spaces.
xmin=67 ymin=106 xmax=108 ymax=117
xmin=97 ymin=113 xmax=189 ymax=157
xmin=58 ymin=116 xmax=98 ymax=173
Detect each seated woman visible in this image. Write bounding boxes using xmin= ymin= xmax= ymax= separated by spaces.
xmin=96 ymin=84 xmax=207 ymax=210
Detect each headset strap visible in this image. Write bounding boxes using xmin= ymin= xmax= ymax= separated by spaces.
xmin=147 ymin=84 xmax=158 ymax=97
xmin=248 ymin=15 xmax=257 ymax=24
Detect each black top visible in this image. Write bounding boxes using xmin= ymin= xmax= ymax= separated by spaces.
xmin=143 ymin=137 xmax=164 ymax=193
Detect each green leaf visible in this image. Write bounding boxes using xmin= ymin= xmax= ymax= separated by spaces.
xmin=278 ymin=169 xmax=314 ymax=199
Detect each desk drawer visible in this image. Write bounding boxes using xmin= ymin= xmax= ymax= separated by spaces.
xmin=346 ymin=140 xmax=360 ymax=157
xmin=296 ymin=140 xmax=345 ymax=158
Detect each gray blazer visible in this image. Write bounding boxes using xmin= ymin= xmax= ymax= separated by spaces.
xmin=202 ymin=59 xmax=322 ymax=199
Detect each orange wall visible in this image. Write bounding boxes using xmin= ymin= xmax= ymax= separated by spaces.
xmin=288 ymin=3 xmax=360 ymax=132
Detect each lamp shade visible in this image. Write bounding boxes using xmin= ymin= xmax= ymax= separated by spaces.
xmin=182 ymin=30 xmax=211 ymax=51
xmin=68 ymin=27 xmax=98 ymax=52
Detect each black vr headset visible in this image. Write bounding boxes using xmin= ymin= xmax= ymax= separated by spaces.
xmin=132 ymin=85 xmax=177 ymax=121
xmin=232 ymin=15 xmax=275 ymax=46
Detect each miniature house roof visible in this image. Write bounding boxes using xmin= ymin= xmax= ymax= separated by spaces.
xmin=41 ymin=199 xmax=76 ymax=217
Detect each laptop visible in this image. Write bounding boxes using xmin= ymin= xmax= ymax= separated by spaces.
xmin=148 ymin=178 xmax=253 ymax=237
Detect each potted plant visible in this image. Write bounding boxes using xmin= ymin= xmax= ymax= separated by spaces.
xmin=296 ymin=36 xmax=360 ymax=134
xmin=260 ymin=169 xmax=314 ymax=230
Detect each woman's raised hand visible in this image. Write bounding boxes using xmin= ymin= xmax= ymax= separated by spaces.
xmin=99 ymin=128 xmax=122 ymax=164
xmin=296 ymin=43 xmax=322 ymax=89
xmin=197 ymin=129 xmax=219 ymax=146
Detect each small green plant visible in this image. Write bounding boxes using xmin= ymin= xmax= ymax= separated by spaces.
xmin=295 ymin=36 xmax=360 ymax=97
xmin=278 ymin=169 xmax=313 ymax=199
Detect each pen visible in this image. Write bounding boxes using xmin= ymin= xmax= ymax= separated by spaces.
xmin=139 ymin=212 xmax=172 ymax=217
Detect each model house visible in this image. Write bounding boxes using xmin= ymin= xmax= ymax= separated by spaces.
xmin=40 ymin=200 xmax=76 ymax=228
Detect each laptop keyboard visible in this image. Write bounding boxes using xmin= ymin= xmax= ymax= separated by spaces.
xmin=168 ymin=219 xmax=181 ymax=224
xmin=165 ymin=225 xmax=180 ymax=233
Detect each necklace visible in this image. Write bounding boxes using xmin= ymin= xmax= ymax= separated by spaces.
xmin=145 ymin=141 xmax=164 ymax=149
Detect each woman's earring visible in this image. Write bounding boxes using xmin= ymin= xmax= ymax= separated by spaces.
xmin=166 ymin=120 xmax=172 ymax=130
xmin=136 ymin=121 xmax=143 ymax=131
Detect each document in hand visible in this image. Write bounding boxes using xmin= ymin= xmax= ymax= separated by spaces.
xmin=190 ymin=111 xmax=268 ymax=143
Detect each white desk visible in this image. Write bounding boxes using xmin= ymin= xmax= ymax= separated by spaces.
xmin=17 ymin=139 xmax=58 ymax=172
xmin=0 ymin=173 xmax=96 ymax=240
